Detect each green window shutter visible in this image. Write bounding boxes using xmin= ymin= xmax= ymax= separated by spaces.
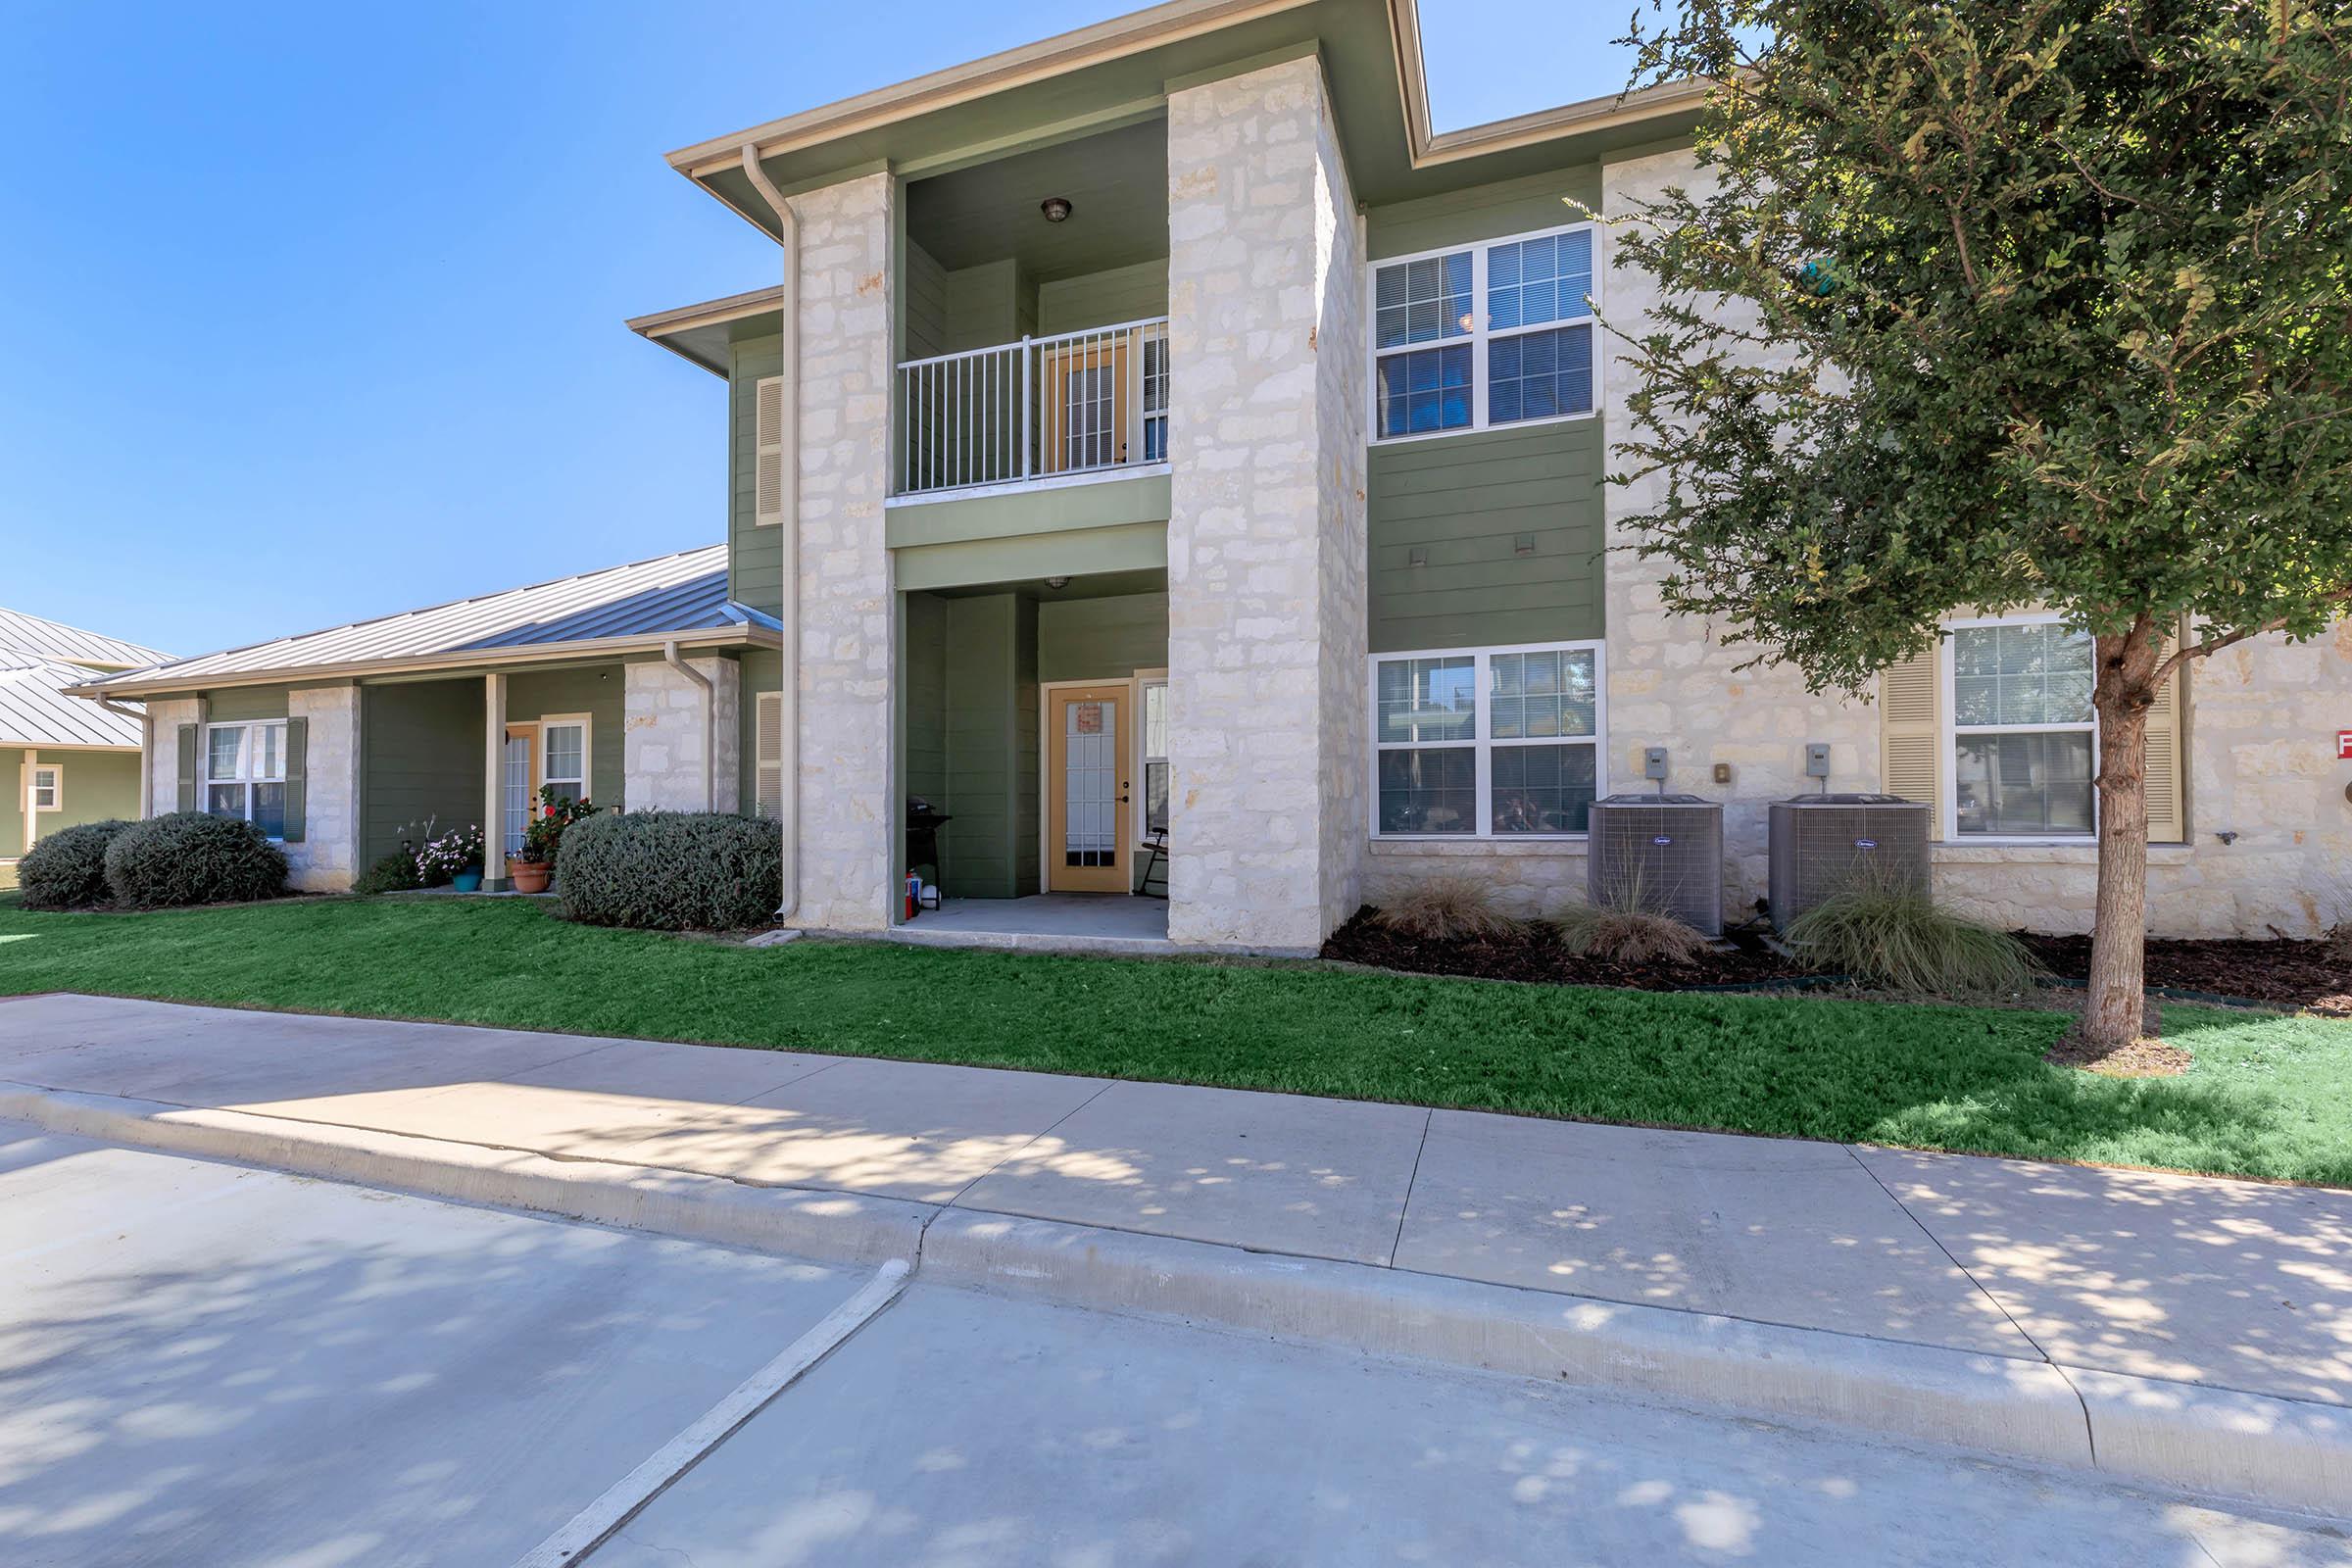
xmin=281 ymin=717 xmax=308 ymax=844
xmin=175 ymin=725 xmax=199 ymax=812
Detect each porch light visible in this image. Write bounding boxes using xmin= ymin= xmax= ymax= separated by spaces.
xmin=1041 ymin=196 xmax=1073 ymax=223
xmin=1045 ymin=575 xmax=1072 ymax=590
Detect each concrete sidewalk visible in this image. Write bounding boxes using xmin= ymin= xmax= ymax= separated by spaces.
xmin=1 ymin=992 xmax=2345 ymax=1511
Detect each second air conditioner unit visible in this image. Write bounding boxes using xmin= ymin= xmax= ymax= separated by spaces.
xmin=1766 ymin=794 xmax=1934 ymax=930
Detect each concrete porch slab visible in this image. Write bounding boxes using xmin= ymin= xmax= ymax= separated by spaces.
xmin=883 ymin=894 xmax=1174 ymax=955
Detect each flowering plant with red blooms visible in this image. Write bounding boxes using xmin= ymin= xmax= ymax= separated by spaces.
xmin=518 ymin=786 xmax=597 ymax=862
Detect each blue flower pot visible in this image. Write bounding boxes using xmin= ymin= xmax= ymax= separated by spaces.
xmin=452 ymin=868 xmax=483 ymax=893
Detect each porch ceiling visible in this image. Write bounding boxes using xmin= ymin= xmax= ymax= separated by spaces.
xmin=906 ymin=116 xmax=1168 ymax=281
xmin=925 ymin=567 xmax=1168 ymax=602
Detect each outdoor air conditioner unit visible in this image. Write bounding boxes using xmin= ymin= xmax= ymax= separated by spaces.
xmin=1767 ymin=794 xmax=1934 ymax=931
xmin=1586 ymin=794 xmax=1726 ymax=938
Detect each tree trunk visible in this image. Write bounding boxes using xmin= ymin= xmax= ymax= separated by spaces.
xmin=2083 ymin=624 xmax=2161 ymax=1053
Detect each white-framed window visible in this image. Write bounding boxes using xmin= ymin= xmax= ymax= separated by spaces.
xmin=1138 ymin=673 xmax=1169 ymax=836
xmin=540 ymin=716 xmax=590 ymax=806
xmin=1942 ymin=614 xmax=2096 ymax=841
xmin=1369 ymin=222 xmax=1598 ymax=444
xmin=204 ymin=720 xmax=287 ymax=839
xmin=28 ymin=763 xmax=61 ymax=812
xmin=1368 ymin=641 xmax=1606 ymax=837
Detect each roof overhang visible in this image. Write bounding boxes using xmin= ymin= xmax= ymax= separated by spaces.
xmin=67 ymin=624 xmax=776 ymax=703
xmin=661 ymin=0 xmax=1703 ymax=240
xmin=626 ymin=286 xmax=787 ymax=377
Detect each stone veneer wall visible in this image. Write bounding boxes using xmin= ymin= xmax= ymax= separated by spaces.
xmin=286 ymin=683 xmax=361 ymax=891
xmin=1370 ymin=144 xmax=2351 ymax=938
xmin=787 ymin=172 xmax=898 ymax=931
xmin=142 ymin=698 xmax=198 ymax=817
xmin=622 ymin=658 xmax=741 ymax=813
xmin=1164 ymin=54 xmax=1368 ymax=952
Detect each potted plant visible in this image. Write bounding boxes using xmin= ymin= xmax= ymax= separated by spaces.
xmin=421 ymin=824 xmax=485 ymax=893
xmin=506 ymin=787 xmax=594 ymax=895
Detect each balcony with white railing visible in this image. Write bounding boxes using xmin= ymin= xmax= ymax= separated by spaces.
xmin=895 ymin=318 xmax=1170 ymax=500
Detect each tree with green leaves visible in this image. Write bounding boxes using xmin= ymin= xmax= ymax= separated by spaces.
xmin=1603 ymin=0 xmax=2352 ymax=1051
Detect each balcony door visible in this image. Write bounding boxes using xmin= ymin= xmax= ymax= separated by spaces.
xmin=1039 ymin=336 xmax=1132 ymax=475
xmin=1045 ymin=684 xmax=1130 ymax=894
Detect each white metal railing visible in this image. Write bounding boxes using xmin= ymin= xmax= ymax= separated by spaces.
xmin=896 ymin=316 xmax=1170 ymax=497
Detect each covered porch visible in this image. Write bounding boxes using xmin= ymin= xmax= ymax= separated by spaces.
xmin=896 ymin=564 xmax=1170 ymax=927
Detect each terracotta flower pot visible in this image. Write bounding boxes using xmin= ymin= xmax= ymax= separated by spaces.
xmin=507 ymin=858 xmax=553 ymax=895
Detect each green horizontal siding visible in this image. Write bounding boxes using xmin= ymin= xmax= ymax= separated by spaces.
xmin=1365 ymin=166 xmax=1603 ymax=261
xmin=361 ymin=679 xmax=485 ymax=866
xmin=730 ymin=334 xmax=785 ymax=617
xmin=1036 ymin=260 xmax=1168 ymax=334
xmin=1038 ymin=593 xmax=1167 ymax=681
xmin=204 ymin=686 xmax=291 ymax=723
xmin=1367 ymin=421 xmax=1606 ymax=654
xmin=506 ymin=665 xmax=625 ymax=810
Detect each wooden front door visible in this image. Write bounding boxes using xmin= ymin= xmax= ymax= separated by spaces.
xmin=1038 ymin=336 xmax=1132 ymax=475
xmin=1047 ymin=685 xmax=1130 ymax=894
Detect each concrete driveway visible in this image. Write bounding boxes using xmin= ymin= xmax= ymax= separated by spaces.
xmin=4 ymin=1122 xmax=2346 ymax=1568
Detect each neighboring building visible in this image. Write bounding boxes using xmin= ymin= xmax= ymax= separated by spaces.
xmin=1 ymin=609 xmax=169 ymax=885
xmin=76 ymin=0 xmax=2350 ymax=943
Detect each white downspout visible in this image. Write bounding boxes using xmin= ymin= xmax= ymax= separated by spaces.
xmin=96 ymin=698 xmax=153 ymax=818
xmin=661 ymin=641 xmax=716 ymax=812
xmin=740 ymin=143 xmax=802 ymax=922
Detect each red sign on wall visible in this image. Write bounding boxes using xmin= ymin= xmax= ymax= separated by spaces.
xmin=2339 ymin=730 xmax=2352 ymax=760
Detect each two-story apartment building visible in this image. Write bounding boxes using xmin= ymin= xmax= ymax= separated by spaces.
xmin=74 ymin=0 xmax=2351 ymax=947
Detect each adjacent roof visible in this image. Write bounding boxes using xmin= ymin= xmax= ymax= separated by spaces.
xmin=0 ymin=661 xmax=144 ymax=748
xmin=75 ymin=546 xmax=773 ymax=698
xmin=0 ymin=608 xmax=169 ymax=672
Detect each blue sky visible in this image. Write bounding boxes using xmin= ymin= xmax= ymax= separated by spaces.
xmin=0 ymin=1 xmax=1641 ymax=660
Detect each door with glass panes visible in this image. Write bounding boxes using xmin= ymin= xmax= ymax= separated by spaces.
xmin=1046 ymin=686 xmax=1130 ymax=894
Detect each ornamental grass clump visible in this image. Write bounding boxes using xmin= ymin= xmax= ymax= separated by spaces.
xmin=17 ymin=818 xmax=133 ymax=909
xmin=1371 ymin=873 xmax=1522 ymax=942
xmin=1553 ymin=873 xmax=1709 ymax=966
xmin=557 ymin=810 xmax=781 ymax=931
xmin=1784 ymin=872 xmax=2039 ymax=999
xmin=102 ymin=811 xmax=287 ymax=909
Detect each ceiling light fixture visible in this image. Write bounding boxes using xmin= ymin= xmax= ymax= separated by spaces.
xmin=1040 ymin=196 xmax=1073 ymax=223
xmin=1045 ymin=575 xmax=1071 ymax=590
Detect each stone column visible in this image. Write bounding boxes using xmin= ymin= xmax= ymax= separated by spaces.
xmin=287 ymin=682 xmax=361 ymax=891
xmin=790 ymin=172 xmax=897 ymax=931
xmin=1164 ymin=54 xmax=1368 ymax=953
xmin=143 ymin=698 xmax=201 ymax=815
xmin=623 ymin=657 xmax=741 ymax=812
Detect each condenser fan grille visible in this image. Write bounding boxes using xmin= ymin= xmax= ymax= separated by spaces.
xmin=1586 ymin=795 xmax=1725 ymax=938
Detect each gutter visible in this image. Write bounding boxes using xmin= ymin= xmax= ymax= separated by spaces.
xmin=661 ymin=640 xmax=718 ymax=813
xmin=736 ymin=145 xmax=803 ymax=924
xmin=62 ymin=625 xmax=774 ymax=703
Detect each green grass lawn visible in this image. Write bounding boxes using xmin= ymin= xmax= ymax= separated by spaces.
xmin=2 ymin=893 xmax=2346 ymax=1186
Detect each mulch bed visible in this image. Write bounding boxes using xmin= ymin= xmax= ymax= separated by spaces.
xmin=2023 ymin=934 xmax=2351 ymax=1018
xmin=1322 ymin=908 xmax=1806 ymax=992
xmin=1323 ymin=906 xmax=2351 ymax=1016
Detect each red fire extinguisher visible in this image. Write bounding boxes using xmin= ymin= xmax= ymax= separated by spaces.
xmin=906 ymin=872 xmax=921 ymax=922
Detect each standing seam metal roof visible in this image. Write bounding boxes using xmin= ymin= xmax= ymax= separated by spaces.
xmin=0 ymin=608 xmax=170 ymax=670
xmin=82 ymin=545 xmax=741 ymax=688
xmin=0 ymin=662 xmax=144 ymax=748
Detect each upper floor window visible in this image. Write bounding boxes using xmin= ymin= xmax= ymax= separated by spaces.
xmin=1947 ymin=616 xmax=2096 ymax=839
xmin=1370 ymin=223 xmax=1597 ymax=443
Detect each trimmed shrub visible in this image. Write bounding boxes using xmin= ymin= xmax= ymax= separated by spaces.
xmin=1371 ymin=873 xmax=1522 ymax=942
xmin=18 ymin=818 xmax=134 ymax=910
xmin=103 ymin=811 xmax=289 ymax=909
xmin=353 ymin=850 xmax=424 ymax=896
xmin=1784 ymin=874 xmax=2039 ymax=998
xmin=557 ymin=810 xmax=781 ymax=931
